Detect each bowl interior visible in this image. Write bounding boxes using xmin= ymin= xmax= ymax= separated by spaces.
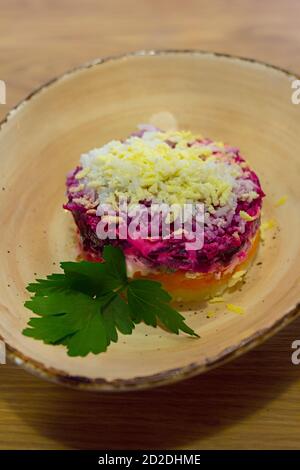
xmin=0 ymin=51 xmax=300 ymax=390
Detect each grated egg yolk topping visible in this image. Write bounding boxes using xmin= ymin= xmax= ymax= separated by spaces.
xmin=75 ymin=129 xmax=257 ymax=210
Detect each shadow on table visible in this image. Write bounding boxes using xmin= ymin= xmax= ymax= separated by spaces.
xmin=3 ymin=316 xmax=300 ymax=449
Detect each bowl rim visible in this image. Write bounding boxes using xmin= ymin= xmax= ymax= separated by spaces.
xmin=1 ymin=49 xmax=300 ymax=392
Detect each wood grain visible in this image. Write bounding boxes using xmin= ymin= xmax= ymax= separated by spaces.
xmin=1 ymin=0 xmax=300 ymax=450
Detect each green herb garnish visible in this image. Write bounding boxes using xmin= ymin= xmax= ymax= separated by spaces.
xmin=23 ymin=246 xmax=198 ymax=357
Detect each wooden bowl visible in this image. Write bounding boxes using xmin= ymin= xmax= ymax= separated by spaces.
xmin=0 ymin=50 xmax=300 ymax=391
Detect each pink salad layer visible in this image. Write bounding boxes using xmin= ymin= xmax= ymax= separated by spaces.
xmin=64 ymin=129 xmax=264 ymax=274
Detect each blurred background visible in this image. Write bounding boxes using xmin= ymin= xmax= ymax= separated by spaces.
xmin=1 ymin=0 xmax=300 ymax=119
xmin=1 ymin=0 xmax=300 ymax=451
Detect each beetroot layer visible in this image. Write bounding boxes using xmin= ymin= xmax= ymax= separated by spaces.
xmin=65 ymin=143 xmax=264 ymax=274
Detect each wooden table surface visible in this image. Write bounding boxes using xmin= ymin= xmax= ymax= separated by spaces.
xmin=1 ymin=0 xmax=300 ymax=450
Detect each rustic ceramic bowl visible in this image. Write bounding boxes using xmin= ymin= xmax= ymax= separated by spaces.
xmin=0 ymin=50 xmax=300 ymax=391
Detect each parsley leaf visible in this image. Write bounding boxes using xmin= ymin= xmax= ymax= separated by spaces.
xmin=61 ymin=244 xmax=127 ymax=294
xmin=23 ymin=246 xmax=198 ymax=357
xmin=24 ymin=292 xmax=105 ymax=350
xmin=102 ymin=294 xmax=135 ymax=345
xmin=23 ymin=291 xmax=135 ymax=357
xmin=26 ymin=273 xmax=76 ymax=296
xmin=127 ymin=280 xmax=198 ymax=337
xmin=27 ymin=246 xmax=127 ymax=298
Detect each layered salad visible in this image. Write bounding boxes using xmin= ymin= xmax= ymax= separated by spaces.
xmin=64 ymin=126 xmax=264 ymax=301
